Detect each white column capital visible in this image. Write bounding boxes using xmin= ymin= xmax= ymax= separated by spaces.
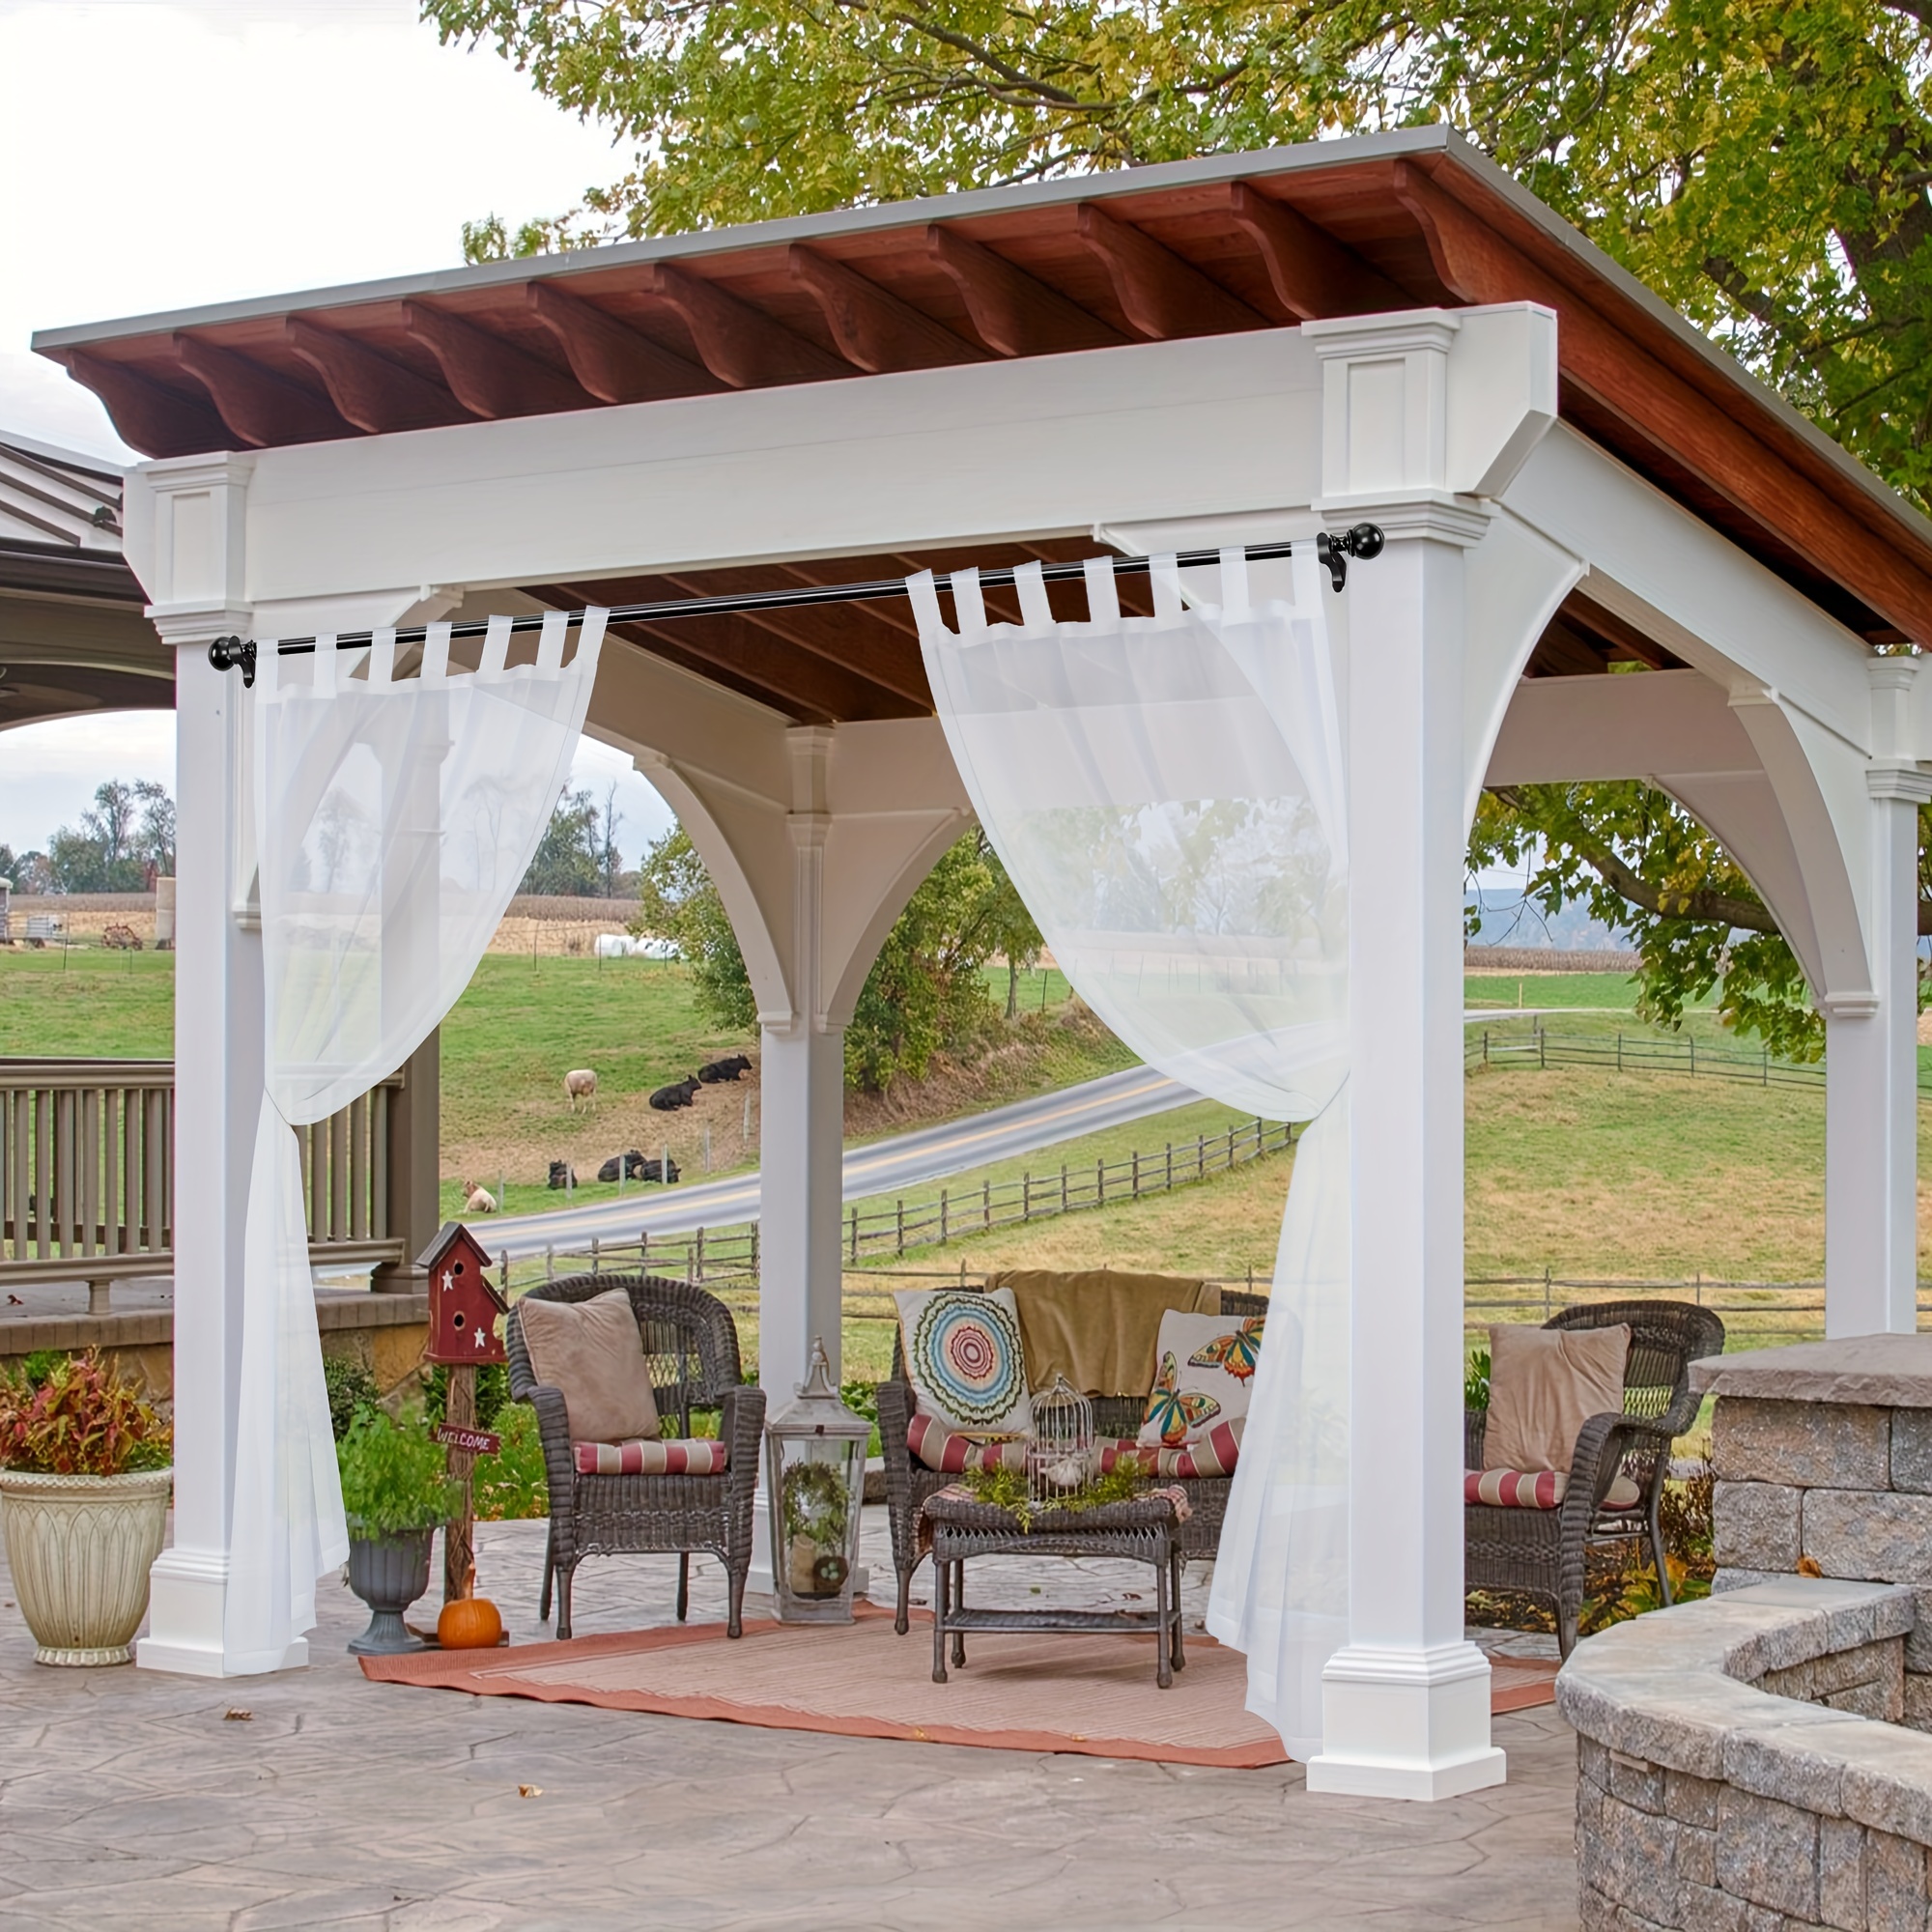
xmin=1818 ymin=990 xmax=1881 ymax=1019
xmin=129 ymin=449 xmax=254 ymax=634
xmin=1866 ymin=762 xmax=1932 ymax=805
xmin=1318 ymin=493 xmax=1492 ymax=548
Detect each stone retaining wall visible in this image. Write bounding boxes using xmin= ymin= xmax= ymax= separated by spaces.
xmin=1559 ymin=1579 xmax=1932 ymax=1930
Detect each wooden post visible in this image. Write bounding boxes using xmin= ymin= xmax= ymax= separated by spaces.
xmin=443 ymin=1361 xmax=477 ymax=1605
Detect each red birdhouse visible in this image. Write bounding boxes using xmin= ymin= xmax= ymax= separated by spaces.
xmin=419 ymin=1222 xmax=508 ymax=1366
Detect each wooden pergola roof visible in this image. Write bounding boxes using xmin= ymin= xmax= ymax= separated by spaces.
xmin=34 ymin=127 xmax=1932 ymax=724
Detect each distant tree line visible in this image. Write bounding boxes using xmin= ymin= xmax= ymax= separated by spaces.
xmin=0 ymin=781 xmax=175 ymax=895
xmin=518 ymin=782 xmax=631 ymax=897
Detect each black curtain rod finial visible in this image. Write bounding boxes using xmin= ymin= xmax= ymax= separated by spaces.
xmin=209 ymin=636 xmax=256 ymax=688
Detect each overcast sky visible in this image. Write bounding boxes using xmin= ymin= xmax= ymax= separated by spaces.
xmin=0 ymin=0 xmax=674 ymax=861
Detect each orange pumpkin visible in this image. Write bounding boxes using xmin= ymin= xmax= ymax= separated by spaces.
xmin=437 ymin=1596 xmax=503 ymax=1650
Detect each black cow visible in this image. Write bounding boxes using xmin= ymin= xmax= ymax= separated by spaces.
xmin=648 ymin=1076 xmax=700 ymax=1112
xmin=547 ymin=1159 xmax=577 ymax=1189
xmin=697 ymin=1054 xmax=753 ymax=1084
xmin=595 ymin=1149 xmax=680 ymax=1183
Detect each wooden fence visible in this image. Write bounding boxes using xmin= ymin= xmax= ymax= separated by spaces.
xmin=1465 ymin=1025 xmax=1932 ymax=1095
xmin=0 ymin=1059 xmax=407 ymax=1310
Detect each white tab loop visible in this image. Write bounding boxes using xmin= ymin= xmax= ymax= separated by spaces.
xmin=951 ymin=567 xmax=988 ymax=637
xmin=480 ymin=613 xmax=512 ymax=677
xmin=369 ymin=629 xmax=397 ymax=688
xmin=421 ymin=622 xmax=452 ymax=684
xmin=1014 ymin=560 xmax=1054 ymax=633
xmin=1082 ymin=555 xmax=1120 ymax=626
xmin=313 ymin=636 xmax=338 ymax=697
xmin=1150 ymin=555 xmax=1182 ymax=621
xmin=536 ymin=610 xmax=568 ymax=672
xmin=1220 ymin=547 xmax=1250 ymax=616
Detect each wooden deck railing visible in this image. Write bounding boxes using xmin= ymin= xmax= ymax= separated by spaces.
xmin=0 ymin=1059 xmax=408 ymax=1312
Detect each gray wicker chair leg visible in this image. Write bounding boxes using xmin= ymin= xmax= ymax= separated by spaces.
xmin=1648 ymin=1502 xmax=1674 ymax=1607
xmin=676 ymin=1552 xmax=690 ymax=1623
xmin=539 ymin=1524 xmax=555 ymax=1622
xmin=556 ymin=1561 xmax=577 ymax=1641
xmin=725 ymin=1560 xmax=747 ymax=1639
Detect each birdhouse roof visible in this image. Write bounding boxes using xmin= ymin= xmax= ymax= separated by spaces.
xmin=416 ymin=1221 xmax=508 ymax=1309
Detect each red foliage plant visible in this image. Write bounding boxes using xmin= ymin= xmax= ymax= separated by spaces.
xmin=0 ymin=1350 xmax=172 ymax=1477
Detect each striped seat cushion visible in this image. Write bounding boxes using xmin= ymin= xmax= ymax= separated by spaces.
xmin=574 ymin=1437 xmax=729 ymax=1477
xmin=1465 ymin=1467 xmax=1643 ymax=1510
xmin=907 ymin=1411 xmax=1029 ymax=1475
xmin=1099 ymin=1420 xmax=1242 ymax=1480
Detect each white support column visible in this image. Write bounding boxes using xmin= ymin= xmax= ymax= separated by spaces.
xmin=1305 ymin=314 xmax=1506 ymax=1799
xmin=1825 ymin=663 xmax=1929 ymax=1338
xmin=128 ymin=456 xmax=302 ymax=1675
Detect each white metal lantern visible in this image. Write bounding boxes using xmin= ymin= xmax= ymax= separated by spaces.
xmin=764 ymin=1337 xmax=870 ymax=1624
xmin=1028 ymin=1374 xmax=1095 ymax=1507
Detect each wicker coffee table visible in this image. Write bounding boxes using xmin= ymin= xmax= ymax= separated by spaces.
xmin=920 ymin=1490 xmax=1186 ymax=1690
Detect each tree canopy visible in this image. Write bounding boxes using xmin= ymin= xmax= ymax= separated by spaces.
xmin=636 ymin=823 xmax=1041 ymax=1092
xmin=433 ymin=0 xmax=1932 ymax=1046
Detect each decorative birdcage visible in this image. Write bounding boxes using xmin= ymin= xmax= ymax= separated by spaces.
xmin=1027 ymin=1374 xmax=1095 ymax=1507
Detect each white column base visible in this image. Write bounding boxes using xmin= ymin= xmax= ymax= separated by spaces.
xmin=136 ymin=1548 xmax=310 ymax=1678
xmin=1304 ymin=1642 xmax=1506 ymax=1800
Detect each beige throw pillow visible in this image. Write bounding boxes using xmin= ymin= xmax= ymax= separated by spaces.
xmin=518 ymin=1290 xmax=660 ymax=1445
xmin=1483 ymin=1323 xmax=1631 ymax=1475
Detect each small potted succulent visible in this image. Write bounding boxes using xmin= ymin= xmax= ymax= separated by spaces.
xmin=0 ymin=1350 xmax=173 ymax=1665
xmin=335 ymin=1405 xmax=460 ymax=1655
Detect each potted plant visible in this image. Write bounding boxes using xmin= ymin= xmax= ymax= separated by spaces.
xmin=0 ymin=1350 xmax=173 ymax=1665
xmin=335 ymin=1405 xmax=460 ymax=1655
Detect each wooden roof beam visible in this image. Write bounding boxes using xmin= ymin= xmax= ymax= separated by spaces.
xmin=49 ymin=350 xmax=230 ymax=460
xmin=604 ymin=619 xmax=825 ymax=722
xmin=284 ymin=316 xmax=471 ymax=434
xmin=923 ymin=226 xmax=1123 ymax=357
xmin=1075 ymin=204 xmax=1264 ymax=341
xmin=786 ymin=245 xmax=988 ymax=374
xmin=171 ymin=333 xmax=351 ymax=447
xmin=1225 ymin=183 xmax=1409 ymax=320
xmin=403 ymin=302 xmax=591 ymax=419
xmin=1392 ymin=160 xmax=1932 ymax=648
xmin=644 ymin=263 xmax=850 ymax=388
xmin=526 ymin=281 xmax=724 ymax=404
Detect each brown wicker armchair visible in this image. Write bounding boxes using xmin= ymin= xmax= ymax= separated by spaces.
xmin=507 ymin=1272 xmax=765 ymax=1639
xmin=877 ymin=1285 xmax=1269 ymax=1634
xmin=1464 ymin=1298 xmax=1724 ymax=1659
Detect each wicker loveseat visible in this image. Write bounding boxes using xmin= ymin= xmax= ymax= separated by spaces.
xmin=507 ymin=1272 xmax=766 ymax=1639
xmin=878 ymin=1278 xmax=1268 ymax=1634
xmin=1464 ymin=1298 xmax=1724 ymax=1658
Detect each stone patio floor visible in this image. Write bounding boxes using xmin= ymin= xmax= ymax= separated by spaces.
xmin=0 ymin=1510 xmax=1579 ymax=1930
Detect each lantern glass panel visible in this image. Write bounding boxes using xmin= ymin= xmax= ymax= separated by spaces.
xmin=1028 ymin=1374 xmax=1094 ymax=1507
xmin=764 ymin=1339 xmax=870 ymax=1624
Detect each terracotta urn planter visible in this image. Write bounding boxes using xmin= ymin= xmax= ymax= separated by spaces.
xmin=0 ymin=1467 xmax=173 ymax=1665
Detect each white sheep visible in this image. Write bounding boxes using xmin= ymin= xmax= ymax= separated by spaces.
xmin=564 ymin=1068 xmax=598 ymax=1111
xmin=463 ymin=1180 xmax=497 ymax=1215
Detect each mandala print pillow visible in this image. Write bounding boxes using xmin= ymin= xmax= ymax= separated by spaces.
xmin=1137 ymin=1308 xmax=1265 ymax=1449
xmin=894 ymin=1287 xmax=1033 ymax=1438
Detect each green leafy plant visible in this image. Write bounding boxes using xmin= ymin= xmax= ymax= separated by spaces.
xmin=473 ymin=1404 xmax=549 ymax=1521
xmin=422 ymin=1361 xmax=510 ymax=1433
xmin=0 ymin=1350 xmax=171 ymax=1476
xmin=1464 ymin=1349 xmax=1492 ymax=1412
xmin=323 ymin=1355 xmax=380 ymax=1441
xmin=961 ymin=1459 xmax=1147 ymax=1531
xmin=335 ymin=1406 xmax=461 ymax=1540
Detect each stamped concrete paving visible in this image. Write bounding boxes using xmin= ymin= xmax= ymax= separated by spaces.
xmin=0 ymin=1513 xmax=1579 ymax=1930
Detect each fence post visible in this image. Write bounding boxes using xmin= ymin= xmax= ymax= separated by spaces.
xmin=895 ymin=1198 xmax=905 ymax=1256
xmin=499 ymin=1249 xmax=510 ymax=1295
xmin=1543 ymin=1264 xmax=1551 ymax=1321
xmin=1023 ymin=1174 xmax=1033 ymax=1222
xmin=1096 ymin=1157 xmax=1104 ymax=1206
xmin=1132 ymin=1150 xmax=1141 ymax=1197
xmin=1763 ymin=1046 xmax=1769 ymax=1087
xmin=1197 ymin=1133 xmax=1206 ymax=1179
xmin=1061 ymin=1163 xmax=1068 ymax=1212
xmin=1539 ymin=1028 xmax=1547 ymax=1071
xmin=983 ymin=1179 xmax=991 ymax=1231
xmin=1617 ymin=1033 xmax=1623 ymax=1074
xmin=589 ymin=1235 xmax=600 ymax=1279
xmin=1166 ymin=1142 xmax=1174 ymax=1190
xmin=696 ymin=1226 xmax=705 ymax=1282
xmin=849 ymin=1206 xmax=859 ymax=1264
xmin=1690 ymin=1035 xmax=1696 ymax=1076
xmin=546 ymin=1244 xmax=554 ymax=1284
xmin=940 ymin=1186 xmax=949 ymax=1244
xmin=1227 ymin=1124 xmax=1236 ymax=1168
xmin=1483 ymin=1029 xmax=1490 ymax=1068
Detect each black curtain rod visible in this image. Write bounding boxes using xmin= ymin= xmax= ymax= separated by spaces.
xmin=208 ymin=525 xmax=1384 ymax=686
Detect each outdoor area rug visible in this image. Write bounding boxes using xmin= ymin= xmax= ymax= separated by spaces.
xmin=361 ymin=1606 xmax=1558 ymax=1768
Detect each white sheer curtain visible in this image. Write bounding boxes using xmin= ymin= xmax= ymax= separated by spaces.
xmin=911 ymin=551 xmax=1349 ymax=1756
xmin=225 ymin=611 xmax=605 ymax=1670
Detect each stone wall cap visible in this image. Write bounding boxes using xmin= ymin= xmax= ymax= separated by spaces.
xmin=1690 ymin=1332 xmax=1932 ymax=1406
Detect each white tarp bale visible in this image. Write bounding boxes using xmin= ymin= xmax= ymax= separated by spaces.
xmin=595 ymin=932 xmax=679 ymax=958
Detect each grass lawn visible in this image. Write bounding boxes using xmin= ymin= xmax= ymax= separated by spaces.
xmin=0 ymin=945 xmax=175 ymax=1057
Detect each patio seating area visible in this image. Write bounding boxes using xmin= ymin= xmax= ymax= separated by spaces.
xmin=0 ymin=1512 xmax=1579 ymax=1930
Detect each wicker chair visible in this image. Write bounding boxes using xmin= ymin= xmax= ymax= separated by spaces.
xmin=507 ymin=1272 xmax=766 ymax=1639
xmin=877 ymin=1285 xmax=1270 ymax=1634
xmin=1464 ymin=1298 xmax=1724 ymax=1659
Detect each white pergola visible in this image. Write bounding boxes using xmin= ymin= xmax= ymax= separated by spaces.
xmin=39 ymin=127 xmax=1932 ymax=1799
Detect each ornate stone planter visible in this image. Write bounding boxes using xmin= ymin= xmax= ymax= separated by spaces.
xmin=0 ymin=1467 xmax=173 ymax=1665
xmin=345 ymin=1530 xmax=434 ymax=1655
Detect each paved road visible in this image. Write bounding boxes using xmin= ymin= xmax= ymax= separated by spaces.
xmin=475 ymin=1006 xmax=1589 ymax=1260
xmin=479 ymin=1063 xmax=1198 ymax=1259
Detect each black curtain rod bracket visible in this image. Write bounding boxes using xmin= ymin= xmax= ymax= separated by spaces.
xmin=207 ymin=525 xmax=1384 ymax=684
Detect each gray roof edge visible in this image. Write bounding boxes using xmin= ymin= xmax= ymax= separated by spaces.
xmin=0 ymin=430 xmax=127 ymax=483
xmin=30 ymin=126 xmax=1454 ymax=351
